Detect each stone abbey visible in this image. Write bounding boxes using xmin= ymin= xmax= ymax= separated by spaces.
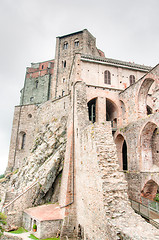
xmin=0 ymin=29 xmax=159 ymax=239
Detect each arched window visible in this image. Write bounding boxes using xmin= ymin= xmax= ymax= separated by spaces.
xmin=122 ymin=140 xmax=128 ymax=170
xmin=63 ymin=42 xmax=68 ymax=50
xmin=115 ymin=134 xmax=127 ymax=171
xmin=19 ymin=132 xmax=26 ymax=150
xmin=129 ymin=75 xmax=135 ymax=85
xmin=104 ymin=70 xmax=111 ymax=84
xmin=87 ymin=98 xmax=96 ymax=123
xmin=62 ymin=60 xmax=66 ymax=68
xmin=74 ymin=39 xmax=79 ymax=47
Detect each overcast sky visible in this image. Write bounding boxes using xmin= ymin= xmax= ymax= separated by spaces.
xmin=0 ymin=0 xmax=159 ymax=174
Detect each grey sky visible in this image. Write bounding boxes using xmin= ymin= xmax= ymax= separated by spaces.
xmin=0 ymin=0 xmax=159 ymax=174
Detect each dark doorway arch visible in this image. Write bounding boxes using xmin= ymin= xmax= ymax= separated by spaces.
xmin=106 ymin=98 xmax=118 ymax=128
xmin=122 ymin=140 xmax=128 ymax=170
xmin=115 ymin=134 xmax=128 ymax=171
xmin=87 ymin=98 xmax=96 ymax=123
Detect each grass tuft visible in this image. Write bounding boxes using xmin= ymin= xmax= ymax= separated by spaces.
xmin=10 ymin=227 xmax=28 ymax=234
xmin=29 ymin=234 xmax=60 ymax=240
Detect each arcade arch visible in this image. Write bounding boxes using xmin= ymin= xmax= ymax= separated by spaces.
xmin=141 ymin=179 xmax=158 ymax=200
xmin=87 ymin=98 xmax=96 ymax=123
xmin=137 ymin=78 xmax=154 ymax=117
xmin=139 ymin=121 xmax=159 ymax=170
xmin=87 ymin=97 xmax=118 ymax=127
xmin=115 ymin=134 xmax=128 ymax=171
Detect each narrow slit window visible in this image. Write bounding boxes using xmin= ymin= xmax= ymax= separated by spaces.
xmin=36 ymin=80 xmax=38 ymax=88
xmin=21 ymin=133 xmax=26 ymax=149
xmin=62 ymin=60 xmax=66 ymax=68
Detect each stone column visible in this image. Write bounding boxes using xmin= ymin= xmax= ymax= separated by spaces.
xmin=96 ymin=97 xmax=106 ymax=124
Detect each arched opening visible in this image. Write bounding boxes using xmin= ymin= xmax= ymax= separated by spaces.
xmin=122 ymin=140 xmax=128 ymax=170
xmin=18 ymin=131 xmax=26 ymax=150
xmin=106 ymin=99 xmax=118 ymax=128
xmin=115 ymin=134 xmax=128 ymax=170
xmin=138 ymin=78 xmax=154 ymax=117
xmin=141 ymin=180 xmax=158 ymax=200
xmin=152 ymin=128 xmax=159 ymax=167
xmin=140 ymin=122 xmax=158 ymax=170
xmin=147 ymin=105 xmax=152 ymax=115
xmin=87 ymin=98 xmax=96 ymax=123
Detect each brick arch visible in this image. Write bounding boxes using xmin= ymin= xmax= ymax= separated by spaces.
xmin=119 ymin=98 xmax=129 ymax=125
xmin=115 ymin=134 xmax=128 ymax=170
xmin=87 ymin=97 xmax=97 ymax=123
xmin=87 ymin=95 xmax=119 ymax=125
xmin=141 ymin=179 xmax=158 ymax=200
xmin=137 ymin=78 xmax=154 ymax=117
xmin=139 ymin=121 xmax=158 ymax=171
xmin=106 ymin=98 xmax=119 ymax=123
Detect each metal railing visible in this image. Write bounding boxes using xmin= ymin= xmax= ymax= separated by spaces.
xmin=141 ymin=197 xmax=159 ymax=213
xmin=129 ymin=197 xmax=159 ymax=229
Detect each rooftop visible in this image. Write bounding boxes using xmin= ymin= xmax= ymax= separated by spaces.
xmin=81 ymin=54 xmax=152 ymax=71
xmin=24 ymin=204 xmax=63 ymax=221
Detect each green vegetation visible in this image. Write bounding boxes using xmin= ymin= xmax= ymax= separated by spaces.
xmin=29 ymin=234 xmax=60 ymax=240
xmin=0 ymin=212 xmax=7 ymax=237
xmin=154 ymin=193 xmax=159 ymax=202
xmin=33 ymin=224 xmax=37 ymax=230
xmin=0 ymin=174 xmax=4 ymax=179
xmin=10 ymin=227 xmax=28 ymax=234
xmin=29 ymin=234 xmax=39 ymax=239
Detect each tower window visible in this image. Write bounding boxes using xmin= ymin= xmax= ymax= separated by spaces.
xmin=30 ymin=97 xmax=34 ymax=102
xmin=35 ymin=80 xmax=38 ymax=88
xmin=21 ymin=133 xmax=26 ymax=149
xmin=41 ymin=65 xmax=44 ymax=69
xmin=63 ymin=42 xmax=68 ymax=50
xmin=74 ymin=39 xmax=79 ymax=47
xmin=129 ymin=75 xmax=135 ymax=85
xmin=62 ymin=60 xmax=66 ymax=68
xmin=104 ymin=70 xmax=111 ymax=84
xmin=62 ymin=90 xmax=65 ymax=96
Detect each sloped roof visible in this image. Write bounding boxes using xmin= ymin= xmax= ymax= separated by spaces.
xmin=81 ymin=54 xmax=152 ymax=71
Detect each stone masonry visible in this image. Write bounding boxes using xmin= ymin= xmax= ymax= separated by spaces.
xmin=1 ymin=29 xmax=159 ymax=239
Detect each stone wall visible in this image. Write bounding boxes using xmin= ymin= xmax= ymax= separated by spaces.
xmin=73 ymin=81 xmax=159 ymax=240
xmin=81 ymin=59 xmax=146 ymax=91
xmin=2 ymin=95 xmax=71 ymax=229
xmin=115 ymin=113 xmax=159 ymax=201
xmin=7 ymin=104 xmax=37 ymax=172
xmin=51 ymin=29 xmax=101 ymax=99
xmin=20 ymin=60 xmax=54 ymax=105
xmin=3 ymin=183 xmax=38 ymax=227
xmin=23 ymin=212 xmax=62 ymax=239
